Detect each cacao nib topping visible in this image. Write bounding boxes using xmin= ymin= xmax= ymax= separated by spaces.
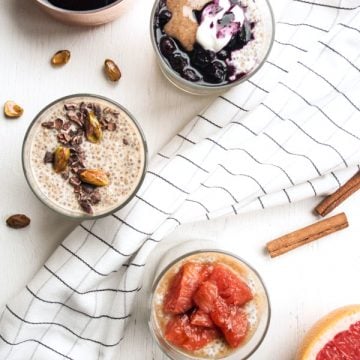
xmin=54 ymin=118 xmax=64 ymax=130
xmin=44 ymin=151 xmax=54 ymax=164
xmin=41 ymin=121 xmax=54 ymax=129
xmin=69 ymin=176 xmax=81 ymax=187
xmin=123 ymin=138 xmax=129 ymax=145
xmin=79 ymin=200 xmax=93 ymax=214
xmin=107 ymin=122 xmax=117 ymax=131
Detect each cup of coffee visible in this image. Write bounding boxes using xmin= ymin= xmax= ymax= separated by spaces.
xmin=34 ymin=0 xmax=125 ymax=26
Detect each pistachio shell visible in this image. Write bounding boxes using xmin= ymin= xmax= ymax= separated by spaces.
xmin=104 ymin=59 xmax=121 ymax=81
xmin=51 ymin=50 xmax=71 ymax=66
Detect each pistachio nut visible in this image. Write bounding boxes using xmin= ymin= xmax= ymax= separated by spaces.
xmin=79 ymin=169 xmax=109 ymax=187
xmin=4 ymin=101 xmax=23 ymax=118
xmin=53 ymin=146 xmax=70 ymax=173
xmin=85 ymin=111 xmax=103 ymax=144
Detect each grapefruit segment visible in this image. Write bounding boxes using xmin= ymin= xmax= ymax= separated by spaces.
xmin=165 ymin=314 xmax=218 ymax=351
xmin=164 ymin=262 xmax=210 ymax=314
xmin=190 ymin=309 xmax=215 ymax=328
xmin=209 ymin=264 xmax=253 ymax=306
xmin=210 ymin=296 xmax=249 ymax=348
xmin=193 ymin=281 xmax=218 ymax=313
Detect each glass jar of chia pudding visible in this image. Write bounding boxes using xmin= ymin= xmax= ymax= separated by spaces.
xmin=22 ymin=94 xmax=147 ymax=219
xmin=149 ymin=241 xmax=270 ymax=359
xmin=150 ymin=0 xmax=275 ymax=95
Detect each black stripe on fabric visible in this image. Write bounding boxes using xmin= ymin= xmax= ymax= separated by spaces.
xmin=319 ymin=41 xmax=360 ymax=72
xmin=228 ymin=142 xmax=295 ymax=185
xmin=122 ymin=263 xmax=145 ymax=268
xmin=277 ymin=21 xmax=328 ymax=32
xmin=43 ymin=265 xmax=141 ymax=295
xmin=135 ymin=195 xmax=171 ymax=215
xmin=177 ymin=134 xmax=196 ymax=144
xmin=266 ymin=60 xmax=289 ymax=73
xmin=197 ymin=114 xmax=222 ymax=129
xmin=264 ymin=132 xmax=322 ymax=176
xmin=207 ymin=135 xmax=295 ymax=189
xmin=230 ymin=121 xmax=257 ymax=135
xmin=157 ymin=152 xmax=170 ymax=159
xmin=205 ymin=213 xmax=210 ymax=220
xmin=288 ymin=117 xmax=348 ymax=167
xmin=279 ymin=81 xmax=360 ymax=141
xmin=112 ymin=214 xmax=152 ymax=236
xmin=5 ymin=306 xmax=124 ymax=348
xmin=232 ymin=205 xmax=238 ymax=215
xmin=247 ymin=80 xmax=269 ymax=93
xmin=283 ymin=189 xmax=291 ymax=203
xmin=26 ymin=286 xmax=130 ymax=321
xmin=331 ymin=172 xmax=341 ymax=187
xmin=205 ymin=137 xmax=227 ymax=150
xmin=274 ymin=39 xmax=308 ymax=52
xmin=219 ymin=96 xmax=249 ymax=111
xmin=147 ymin=237 xmax=161 ymax=243
xmin=60 ymin=244 xmax=110 ymax=277
xmin=147 ymin=171 xmax=190 ymax=194
xmin=294 ymin=0 xmax=360 ymax=10
xmin=258 ymin=197 xmax=265 ymax=209
xmin=298 ymin=61 xmax=360 ymax=111
xmin=167 ymin=217 xmax=182 ymax=226
xmin=186 ymin=199 xmax=210 ymax=213
xmin=219 ymin=164 xmax=267 ymax=194
xmin=176 ymin=154 xmax=209 ymax=173
xmin=261 ymin=102 xmax=284 ymax=120
xmin=0 ymin=333 xmax=74 ymax=360
xmin=339 ymin=23 xmax=360 ymax=34
xmin=79 ymin=225 xmax=130 ymax=257
xmin=201 ymin=183 xmax=239 ymax=203
xmin=307 ymin=180 xmax=317 ymax=196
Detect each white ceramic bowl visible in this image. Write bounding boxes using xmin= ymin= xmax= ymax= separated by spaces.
xmin=34 ymin=0 xmax=125 ymax=26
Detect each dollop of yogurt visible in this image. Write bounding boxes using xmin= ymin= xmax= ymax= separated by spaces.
xmin=196 ymin=0 xmax=245 ymax=53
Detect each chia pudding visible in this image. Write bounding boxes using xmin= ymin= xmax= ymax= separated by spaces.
xmin=150 ymin=251 xmax=270 ymax=359
xmin=22 ymin=95 xmax=147 ymax=218
xmin=151 ymin=0 xmax=274 ymax=93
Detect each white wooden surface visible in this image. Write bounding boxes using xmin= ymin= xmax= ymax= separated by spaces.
xmin=1 ymin=0 xmax=359 ymax=359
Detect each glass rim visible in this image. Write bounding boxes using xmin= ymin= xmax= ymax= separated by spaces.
xmin=149 ymin=0 xmax=276 ymax=92
xmin=22 ymin=93 xmax=148 ymax=221
xmin=35 ymin=0 xmax=124 ymax=15
xmin=149 ymin=248 xmax=271 ymax=360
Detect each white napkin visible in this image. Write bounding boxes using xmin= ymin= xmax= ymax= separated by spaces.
xmin=1 ymin=0 xmax=360 ymax=359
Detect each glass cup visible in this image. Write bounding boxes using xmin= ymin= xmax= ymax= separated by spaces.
xmin=149 ymin=240 xmax=270 ymax=359
xmin=22 ymin=94 xmax=148 ymax=220
xmin=150 ymin=0 xmax=275 ymax=95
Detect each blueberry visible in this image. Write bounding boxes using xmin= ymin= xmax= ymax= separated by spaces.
xmin=169 ymin=53 xmax=188 ymax=73
xmin=158 ymin=10 xmax=172 ymax=28
xmin=217 ymin=50 xmax=228 ymax=60
xmin=182 ymin=68 xmax=201 ymax=82
xmin=203 ymin=61 xmax=227 ymax=84
xmin=159 ymin=36 xmax=176 ymax=58
xmin=237 ymin=21 xmax=252 ymax=47
xmin=191 ymin=44 xmax=213 ymax=70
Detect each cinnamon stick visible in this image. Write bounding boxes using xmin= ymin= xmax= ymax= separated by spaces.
xmin=266 ymin=213 xmax=348 ymax=258
xmin=315 ymin=172 xmax=360 ymax=217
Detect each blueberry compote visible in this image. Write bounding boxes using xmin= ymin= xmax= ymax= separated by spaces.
xmin=48 ymin=0 xmax=117 ymax=11
xmin=154 ymin=0 xmax=255 ymax=86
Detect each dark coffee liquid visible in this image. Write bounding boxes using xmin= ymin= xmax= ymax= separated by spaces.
xmin=48 ymin=0 xmax=117 ymax=11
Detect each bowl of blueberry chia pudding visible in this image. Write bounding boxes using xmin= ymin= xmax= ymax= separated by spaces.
xmin=22 ymin=94 xmax=147 ymax=219
xmin=151 ymin=0 xmax=275 ymax=95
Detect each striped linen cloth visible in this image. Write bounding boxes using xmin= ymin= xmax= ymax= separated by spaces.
xmin=1 ymin=0 xmax=360 ymax=359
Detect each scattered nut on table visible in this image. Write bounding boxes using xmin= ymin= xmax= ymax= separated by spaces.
xmin=51 ymin=50 xmax=71 ymax=66
xmin=104 ymin=59 xmax=121 ymax=81
xmin=6 ymin=214 xmax=31 ymax=229
xmin=4 ymin=100 xmax=24 ymax=118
